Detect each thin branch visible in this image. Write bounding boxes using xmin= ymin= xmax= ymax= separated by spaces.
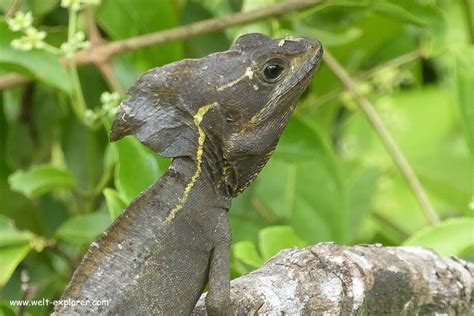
xmin=0 ymin=0 xmax=325 ymax=90
xmin=0 ymin=73 xmax=30 ymax=89
xmin=5 ymin=0 xmax=22 ymax=18
xmin=323 ymin=49 xmax=440 ymax=225
xmin=84 ymin=8 xmax=125 ymax=94
xmin=84 ymin=8 xmax=101 ymax=45
xmin=250 ymin=197 xmax=278 ymax=224
xmin=77 ymin=0 xmax=324 ymax=63
xmin=96 ymin=62 xmax=125 ymax=94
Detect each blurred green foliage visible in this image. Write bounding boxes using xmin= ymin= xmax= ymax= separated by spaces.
xmin=0 ymin=0 xmax=472 ymax=314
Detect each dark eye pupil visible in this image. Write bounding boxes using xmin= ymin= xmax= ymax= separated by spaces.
xmin=264 ymin=64 xmax=283 ymax=80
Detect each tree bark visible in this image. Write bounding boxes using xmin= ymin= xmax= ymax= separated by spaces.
xmin=193 ymin=243 xmax=473 ymax=315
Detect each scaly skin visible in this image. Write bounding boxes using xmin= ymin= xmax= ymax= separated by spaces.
xmin=55 ymin=158 xmax=231 ymax=314
xmin=54 ymin=33 xmax=322 ymax=315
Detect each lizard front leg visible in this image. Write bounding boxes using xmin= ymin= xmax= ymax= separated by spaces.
xmin=205 ymin=212 xmax=232 ymax=315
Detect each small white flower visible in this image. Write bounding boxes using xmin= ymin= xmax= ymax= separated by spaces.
xmin=100 ymin=91 xmax=118 ymax=104
xmin=73 ymin=31 xmax=86 ymax=42
xmin=7 ymin=11 xmax=33 ymax=32
xmin=24 ymin=27 xmax=47 ymax=48
xmin=10 ymin=27 xmax=46 ymax=51
xmin=100 ymin=92 xmax=111 ymax=104
xmin=357 ymin=82 xmax=372 ymax=96
xmin=11 ymin=38 xmax=32 ymax=51
xmin=340 ymin=91 xmax=357 ymax=110
xmin=60 ymin=32 xmax=90 ymax=57
xmin=60 ymin=42 xmax=75 ymax=58
xmin=84 ymin=109 xmax=98 ymax=126
xmin=372 ymin=67 xmax=400 ymax=93
xmin=61 ymin=0 xmax=82 ymax=11
xmin=100 ymin=91 xmax=121 ymax=116
xmin=72 ymin=32 xmax=90 ymax=49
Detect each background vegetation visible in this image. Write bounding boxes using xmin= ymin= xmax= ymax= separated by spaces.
xmin=0 ymin=0 xmax=472 ymax=314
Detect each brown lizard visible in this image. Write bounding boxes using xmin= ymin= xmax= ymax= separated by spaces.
xmin=54 ymin=33 xmax=322 ymax=315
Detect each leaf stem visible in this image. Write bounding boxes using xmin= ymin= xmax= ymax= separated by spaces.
xmin=41 ymin=43 xmax=61 ymax=55
xmin=65 ymin=7 xmax=89 ymax=122
xmin=68 ymin=9 xmax=77 ymax=42
xmin=66 ymin=59 xmax=87 ymax=119
xmin=5 ymin=0 xmax=21 ymax=18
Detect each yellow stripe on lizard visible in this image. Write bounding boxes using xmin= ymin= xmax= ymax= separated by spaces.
xmin=165 ymin=103 xmax=218 ymax=222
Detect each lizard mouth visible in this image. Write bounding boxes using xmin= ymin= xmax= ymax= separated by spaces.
xmin=294 ymin=39 xmax=323 ymax=83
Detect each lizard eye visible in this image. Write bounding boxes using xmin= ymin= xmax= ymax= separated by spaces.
xmin=262 ymin=58 xmax=285 ymax=83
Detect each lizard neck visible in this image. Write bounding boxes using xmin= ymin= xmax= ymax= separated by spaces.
xmin=162 ymin=153 xmax=231 ymax=223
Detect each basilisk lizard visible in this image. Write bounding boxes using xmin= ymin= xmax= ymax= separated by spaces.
xmin=54 ymin=33 xmax=322 ymax=315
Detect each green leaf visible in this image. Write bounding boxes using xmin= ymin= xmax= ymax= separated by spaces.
xmin=346 ymin=166 xmax=378 ymax=242
xmin=255 ymin=115 xmax=348 ymax=243
xmin=373 ymin=2 xmax=425 ymax=26
xmin=27 ymin=0 xmax=58 ymax=16
xmin=229 ymin=188 xmax=267 ymax=244
xmin=0 ymin=244 xmax=31 ymax=287
xmin=275 ymin=114 xmax=337 ymax=162
xmin=8 ymin=164 xmax=76 ymax=198
xmin=414 ymin=152 xmax=470 ymax=215
xmin=61 ymin=118 xmax=103 ymax=191
xmin=258 ymin=225 xmax=307 ymax=260
xmin=0 ymin=215 xmax=34 ymax=287
xmin=95 ymin=0 xmax=184 ymax=70
xmin=0 ymin=215 xmax=35 ymax=247
xmin=453 ymin=47 xmax=474 ymax=155
xmin=383 ymin=0 xmax=446 ymax=57
xmin=0 ymin=303 xmax=16 ymax=316
xmin=55 ymin=212 xmax=112 ymax=245
xmin=232 ymin=240 xmax=264 ymax=268
xmin=403 ymin=218 xmax=474 ymax=257
xmin=302 ymin=27 xmax=362 ymax=47
xmin=237 ymin=0 xmax=272 ymax=36
xmin=0 ymin=20 xmax=71 ymax=93
xmin=181 ymin=1 xmax=230 ymax=58
xmin=113 ymin=137 xmax=160 ymax=202
xmin=342 ymin=86 xmax=469 ymax=227
xmin=103 ymin=188 xmax=126 ymax=220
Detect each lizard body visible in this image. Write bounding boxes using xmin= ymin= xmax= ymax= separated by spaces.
xmin=54 ymin=33 xmax=322 ymax=315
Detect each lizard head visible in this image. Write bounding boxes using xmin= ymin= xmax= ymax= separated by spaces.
xmin=110 ymin=33 xmax=322 ymax=196
xmin=215 ymin=33 xmax=323 ymax=195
